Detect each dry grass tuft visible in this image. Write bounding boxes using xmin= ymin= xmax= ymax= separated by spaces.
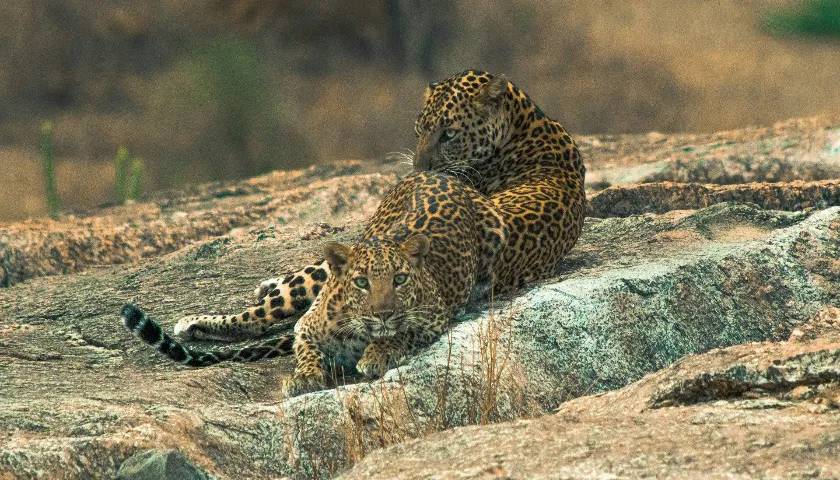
xmin=334 ymin=301 xmax=541 ymax=470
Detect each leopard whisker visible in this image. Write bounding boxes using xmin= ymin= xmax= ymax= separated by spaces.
xmin=333 ymin=317 xmax=371 ymax=338
xmin=385 ymin=150 xmax=416 ymax=165
xmin=439 ymin=154 xmax=483 ymax=186
xmin=441 ymin=166 xmax=474 ymax=187
xmin=447 ymin=160 xmax=483 ymax=181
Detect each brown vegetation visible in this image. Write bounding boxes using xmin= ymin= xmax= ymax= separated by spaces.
xmin=2 ymin=1 xmax=840 ymax=220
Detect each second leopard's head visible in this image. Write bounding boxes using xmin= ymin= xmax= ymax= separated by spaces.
xmin=321 ymin=235 xmax=431 ymax=339
xmin=413 ymin=70 xmax=511 ymax=174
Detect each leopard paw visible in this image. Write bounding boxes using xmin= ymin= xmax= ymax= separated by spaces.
xmin=281 ymin=371 xmax=326 ymax=397
xmin=356 ymin=354 xmax=393 ymax=379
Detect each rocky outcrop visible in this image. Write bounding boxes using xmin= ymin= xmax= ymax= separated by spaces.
xmin=116 ymin=450 xmax=212 ymax=480
xmin=274 ymin=203 xmax=837 ymax=478
xmin=0 ymin=116 xmax=838 ymax=479
xmin=0 ymin=164 xmax=393 ymax=287
xmin=1 ymin=200 xmax=836 ymax=479
xmin=343 ymin=307 xmax=840 ymax=480
xmin=581 ymin=114 xmax=840 ymax=187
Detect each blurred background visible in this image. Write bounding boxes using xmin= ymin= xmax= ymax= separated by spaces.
xmin=1 ymin=0 xmax=839 ymax=220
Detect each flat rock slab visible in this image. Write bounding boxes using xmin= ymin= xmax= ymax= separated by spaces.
xmin=1 ymin=202 xmax=836 ymax=479
xmin=582 ymin=114 xmax=840 ymax=187
xmin=0 ymin=163 xmax=394 ymax=287
xmin=587 ymin=179 xmax=840 ymax=217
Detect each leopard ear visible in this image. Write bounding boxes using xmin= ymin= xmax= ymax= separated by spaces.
xmin=401 ymin=234 xmax=430 ymax=268
xmin=324 ymin=242 xmax=352 ymax=276
xmin=473 ymin=75 xmax=508 ymax=108
xmin=423 ymin=83 xmax=436 ymax=103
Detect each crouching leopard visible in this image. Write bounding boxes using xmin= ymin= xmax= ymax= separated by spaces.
xmin=174 ymin=69 xmax=586 ymax=340
xmin=124 ymin=170 xmax=507 ymax=395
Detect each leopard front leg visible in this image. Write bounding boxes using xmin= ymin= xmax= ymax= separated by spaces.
xmin=357 ymin=322 xmax=446 ymax=379
xmin=281 ymin=333 xmax=327 ymax=397
xmin=175 ymin=261 xmax=331 ymax=341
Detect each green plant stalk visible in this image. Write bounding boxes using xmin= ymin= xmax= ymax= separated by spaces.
xmin=128 ymin=157 xmax=144 ymax=201
xmin=114 ymin=146 xmax=130 ymax=202
xmin=39 ymin=121 xmax=61 ymax=218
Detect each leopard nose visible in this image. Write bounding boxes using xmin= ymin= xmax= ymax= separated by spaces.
xmin=415 ymin=148 xmax=433 ymax=171
xmin=375 ymin=310 xmax=395 ymax=321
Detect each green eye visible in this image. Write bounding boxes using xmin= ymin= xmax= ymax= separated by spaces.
xmin=353 ymin=277 xmax=370 ymax=290
xmin=440 ymin=128 xmax=458 ymax=143
xmin=393 ymin=273 xmax=408 ymax=286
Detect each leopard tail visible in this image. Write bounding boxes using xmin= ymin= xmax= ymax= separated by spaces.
xmin=120 ymin=304 xmax=293 ymax=366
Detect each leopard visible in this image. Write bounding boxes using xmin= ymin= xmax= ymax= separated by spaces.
xmin=172 ymin=69 xmax=586 ymax=342
xmin=123 ymin=171 xmax=507 ymax=397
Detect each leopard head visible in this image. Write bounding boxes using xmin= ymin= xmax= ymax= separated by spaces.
xmin=321 ymin=235 xmax=431 ymax=339
xmin=414 ymin=70 xmax=510 ymax=174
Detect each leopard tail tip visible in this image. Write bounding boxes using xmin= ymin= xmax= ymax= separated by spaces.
xmin=121 ymin=303 xmax=145 ymax=330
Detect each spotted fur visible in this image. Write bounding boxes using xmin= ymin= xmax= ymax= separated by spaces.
xmin=283 ymin=70 xmax=586 ymax=394
xmin=171 ymin=261 xmax=330 ymax=341
xmin=121 ymin=172 xmax=500 ymax=387
xmin=247 ymin=69 xmax=585 ymax=319
xmin=414 ymin=70 xmax=586 ymax=287
xmin=282 ymin=171 xmax=504 ymax=395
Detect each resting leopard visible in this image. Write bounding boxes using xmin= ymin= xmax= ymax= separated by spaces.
xmin=124 ymin=170 xmax=506 ymax=394
xmin=171 ymin=69 xmax=586 ymax=341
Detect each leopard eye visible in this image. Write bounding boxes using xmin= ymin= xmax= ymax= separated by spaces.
xmin=393 ymin=273 xmax=409 ymax=286
xmin=440 ymin=128 xmax=458 ymax=143
xmin=353 ymin=277 xmax=370 ymax=290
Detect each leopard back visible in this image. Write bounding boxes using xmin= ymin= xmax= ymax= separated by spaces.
xmin=414 ymin=70 xmax=587 ymax=288
xmin=414 ymin=69 xmax=585 ymax=194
